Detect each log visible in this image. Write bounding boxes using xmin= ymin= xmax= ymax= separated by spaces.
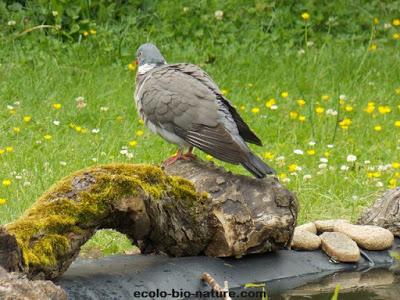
xmin=0 ymin=160 xmax=297 ymax=280
xmin=357 ymin=188 xmax=400 ymax=236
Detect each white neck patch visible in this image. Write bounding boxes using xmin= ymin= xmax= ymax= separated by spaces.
xmin=138 ymin=63 xmax=166 ymax=75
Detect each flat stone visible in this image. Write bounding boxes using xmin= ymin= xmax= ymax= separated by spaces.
xmin=334 ymin=223 xmax=394 ymax=250
xmin=314 ymin=219 xmax=349 ymax=233
xmin=296 ymin=222 xmax=317 ymax=234
xmin=291 ymin=228 xmax=321 ymax=250
xmin=320 ymin=232 xmax=360 ymax=262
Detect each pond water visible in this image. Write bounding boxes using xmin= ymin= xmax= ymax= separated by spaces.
xmin=233 ymin=268 xmax=400 ymax=300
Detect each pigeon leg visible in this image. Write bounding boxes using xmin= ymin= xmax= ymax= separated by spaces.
xmin=182 ymin=146 xmax=196 ymax=160
xmin=162 ymin=149 xmax=184 ymax=166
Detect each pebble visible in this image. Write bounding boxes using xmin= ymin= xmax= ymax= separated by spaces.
xmin=296 ymin=222 xmax=317 ymax=234
xmin=314 ymin=219 xmax=349 ymax=233
xmin=320 ymin=232 xmax=360 ymax=262
xmin=291 ymin=228 xmax=321 ymax=250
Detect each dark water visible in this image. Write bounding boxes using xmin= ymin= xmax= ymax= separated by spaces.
xmin=231 ymin=268 xmax=400 ymax=300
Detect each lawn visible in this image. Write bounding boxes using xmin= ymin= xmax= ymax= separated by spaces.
xmin=1 ymin=1 xmax=399 ymax=255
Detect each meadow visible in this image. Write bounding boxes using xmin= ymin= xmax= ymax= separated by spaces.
xmin=0 ymin=1 xmax=399 ymax=255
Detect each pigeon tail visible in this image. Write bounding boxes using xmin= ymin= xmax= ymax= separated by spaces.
xmin=242 ymin=152 xmax=276 ymax=178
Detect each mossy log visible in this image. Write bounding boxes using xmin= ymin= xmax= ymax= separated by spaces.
xmin=358 ymin=188 xmax=400 ymax=236
xmin=0 ymin=160 xmax=298 ymax=280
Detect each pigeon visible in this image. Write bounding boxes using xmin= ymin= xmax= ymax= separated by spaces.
xmin=134 ymin=43 xmax=275 ymax=178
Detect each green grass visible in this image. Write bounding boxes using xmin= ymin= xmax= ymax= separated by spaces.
xmin=1 ymin=18 xmax=399 ymax=255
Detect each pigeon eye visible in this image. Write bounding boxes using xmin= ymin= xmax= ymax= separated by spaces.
xmin=138 ymin=51 xmax=143 ymax=57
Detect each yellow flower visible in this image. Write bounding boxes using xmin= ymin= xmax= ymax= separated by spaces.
xmin=395 ymin=120 xmax=400 ymax=127
xmin=297 ymin=99 xmax=306 ymax=106
xmin=206 ymin=154 xmax=213 ymax=160
xmin=339 ymin=118 xmax=352 ymax=129
xmin=389 ymin=178 xmax=397 ymax=189
xmin=2 ymin=179 xmax=11 ymax=186
xmin=251 ymin=107 xmax=260 ymax=114
xmin=289 ymin=111 xmax=298 ymax=119
xmin=23 ymin=115 xmax=32 ymax=123
xmin=83 ymin=31 xmax=89 ymax=37
xmin=288 ymin=164 xmax=298 ymax=172
xmin=324 ymin=151 xmax=330 ymax=157
xmin=281 ymin=91 xmax=289 ymax=98
xmin=378 ymin=105 xmax=391 ymax=114
xmin=315 ymin=106 xmax=324 ymax=114
xmin=75 ymin=126 xmax=82 ymax=133
xmin=392 ymin=162 xmax=400 ymax=169
xmin=0 ymin=198 xmax=6 ymax=205
xmin=298 ymin=115 xmax=306 ymax=122
xmin=6 ymin=146 xmax=13 ymax=153
xmin=393 ymin=19 xmax=400 ymax=26
xmin=116 ymin=116 xmax=124 ymax=122
xmin=344 ymin=105 xmax=353 ymax=112
xmin=138 ymin=119 xmax=144 ymax=125
xmin=374 ymin=124 xmax=382 ymax=132
xmin=13 ymin=127 xmax=21 ymax=133
xmin=367 ymin=172 xmax=381 ymax=178
xmin=396 ymin=88 xmax=400 ymax=95
xmin=44 ymin=134 xmax=52 ymax=140
xmin=0 ymin=149 xmax=4 ymax=155
xmin=301 ymin=12 xmax=310 ymax=21
xmin=264 ymin=152 xmax=274 ymax=160
xmin=136 ymin=130 xmax=144 ymax=136
xmin=128 ymin=62 xmax=137 ymax=71
xmin=373 ymin=17 xmax=379 ymax=25
xmin=129 ymin=140 xmax=137 ymax=147
xmin=369 ymin=43 xmax=377 ymax=51
xmin=52 ymin=103 xmax=62 ymax=109
xmin=364 ymin=102 xmax=375 ymax=113
xmin=306 ymin=149 xmax=316 ymax=155
xmin=221 ymin=89 xmax=228 ymax=96
xmin=393 ymin=33 xmax=400 ymax=40
xmin=89 ymin=29 xmax=97 ymax=35
xmin=279 ymin=173 xmax=287 ymax=180
xmin=265 ymin=98 xmax=276 ymax=108
xmin=321 ymin=95 xmax=330 ymax=101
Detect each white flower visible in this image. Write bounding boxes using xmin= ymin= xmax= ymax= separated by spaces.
xmin=352 ymin=195 xmax=359 ymax=200
xmin=14 ymin=101 xmax=20 ymax=106
xmin=183 ymin=7 xmax=189 ymax=13
xmin=308 ymin=141 xmax=316 ymax=146
xmin=126 ymin=152 xmax=134 ymax=159
xmin=7 ymin=105 xmax=14 ymax=110
xmin=270 ymin=105 xmax=278 ymax=110
xmin=53 ymin=120 xmax=60 ymax=126
xmin=306 ymin=41 xmax=314 ymax=47
xmin=318 ymin=163 xmax=328 ymax=169
xmin=15 ymin=175 xmax=22 ymax=180
xmin=364 ymin=160 xmax=371 ymax=164
xmin=100 ymin=106 xmax=109 ymax=112
xmin=52 ymin=11 xmax=58 ymax=17
xmin=303 ymin=174 xmax=312 ymax=180
xmin=214 ymin=10 xmax=224 ymax=20
xmin=340 ymin=165 xmax=349 ymax=171
xmin=376 ymin=181 xmax=384 ymax=187
xmin=7 ymin=20 xmax=16 ymax=26
xmin=320 ymin=157 xmax=328 ymax=163
xmin=293 ymin=149 xmax=304 ymax=155
xmin=327 ymin=144 xmax=334 ymax=148
xmin=326 ymin=108 xmax=338 ymax=116
xmin=23 ymin=181 xmax=31 ymax=186
xmin=347 ymin=154 xmax=357 ymax=162
xmin=339 ymin=94 xmax=346 ymax=101
xmin=282 ymin=177 xmax=291 ymax=183
xmin=384 ymin=23 xmax=392 ymax=29
xmin=276 ymin=156 xmax=285 ymax=161
xmin=92 ymin=128 xmax=100 ymax=134
xmin=298 ymin=49 xmax=305 ymax=55
xmin=91 ymin=158 xmax=97 ymax=162
xmin=120 ymin=149 xmax=128 ymax=155
xmin=59 ymin=161 xmax=67 ymax=166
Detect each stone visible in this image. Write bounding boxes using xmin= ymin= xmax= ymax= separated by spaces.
xmin=334 ymin=223 xmax=394 ymax=250
xmin=0 ymin=267 xmax=67 ymax=300
xmin=296 ymin=222 xmax=317 ymax=234
xmin=291 ymin=228 xmax=321 ymax=250
xmin=320 ymin=232 xmax=360 ymax=262
xmin=314 ymin=219 xmax=349 ymax=233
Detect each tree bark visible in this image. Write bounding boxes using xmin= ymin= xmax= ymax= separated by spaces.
xmin=0 ymin=160 xmax=298 ymax=280
xmin=357 ymin=188 xmax=400 ymax=236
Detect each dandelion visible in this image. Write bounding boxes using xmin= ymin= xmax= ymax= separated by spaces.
xmin=251 ymin=107 xmax=260 ymax=114
xmin=297 ymin=99 xmax=306 ymax=106
xmin=52 ymin=103 xmax=62 ymax=109
xmin=298 ymin=115 xmax=306 ymax=122
xmin=374 ymin=124 xmax=382 ymax=132
xmin=389 ymin=178 xmax=397 ymax=188
xmin=263 ymin=152 xmax=274 ymax=160
xmin=136 ymin=130 xmax=144 ymax=136
xmin=301 ymin=12 xmax=310 ymax=21
xmin=307 ymin=149 xmax=316 ymax=155
xmin=129 ymin=140 xmax=138 ymax=147
xmin=368 ymin=43 xmax=378 ymax=51
xmin=221 ymin=89 xmax=228 ymax=96
xmin=392 ymin=162 xmax=400 ymax=169
xmin=393 ymin=19 xmax=400 ymax=26
xmin=364 ymin=102 xmax=375 ymax=113
xmin=83 ymin=31 xmax=89 ymax=37
xmin=347 ymin=154 xmax=357 ymax=162
xmin=6 ymin=147 xmax=13 ymax=152
xmin=116 ymin=116 xmax=124 ymax=122
xmin=128 ymin=62 xmax=137 ymax=71
xmin=393 ymin=33 xmax=400 ymax=40
xmin=23 ymin=115 xmax=32 ymax=123
xmin=373 ymin=17 xmax=379 ymax=25
xmin=324 ymin=151 xmax=330 ymax=157
xmin=289 ymin=111 xmax=298 ymax=119
xmin=378 ymin=105 xmax=391 ymax=114
xmin=2 ymin=179 xmax=11 ymax=186
xmin=265 ymin=98 xmax=276 ymax=108
xmin=0 ymin=149 xmax=4 ymax=155
xmin=339 ymin=118 xmax=352 ymax=129
xmin=0 ymin=198 xmax=6 ymax=205
xmin=321 ymin=95 xmax=330 ymax=101
xmin=281 ymin=91 xmax=289 ymax=98
xmin=90 ymin=29 xmax=97 ymax=35
xmin=13 ymin=127 xmax=21 ymax=134
xmin=288 ymin=164 xmax=299 ymax=172
xmin=315 ymin=106 xmax=324 ymax=114
xmin=367 ymin=171 xmax=381 ymax=178
xmin=44 ymin=134 xmax=52 ymax=140
xmin=344 ymin=105 xmax=353 ymax=112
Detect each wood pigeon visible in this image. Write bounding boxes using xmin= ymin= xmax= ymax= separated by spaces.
xmin=134 ymin=43 xmax=275 ymax=178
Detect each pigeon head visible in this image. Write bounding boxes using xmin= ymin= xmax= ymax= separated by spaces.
xmin=136 ymin=43 xmax=166 ymax=66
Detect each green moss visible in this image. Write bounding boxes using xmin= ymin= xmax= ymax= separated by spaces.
xmin=5 ymin=163 xmax=206 ymax=271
